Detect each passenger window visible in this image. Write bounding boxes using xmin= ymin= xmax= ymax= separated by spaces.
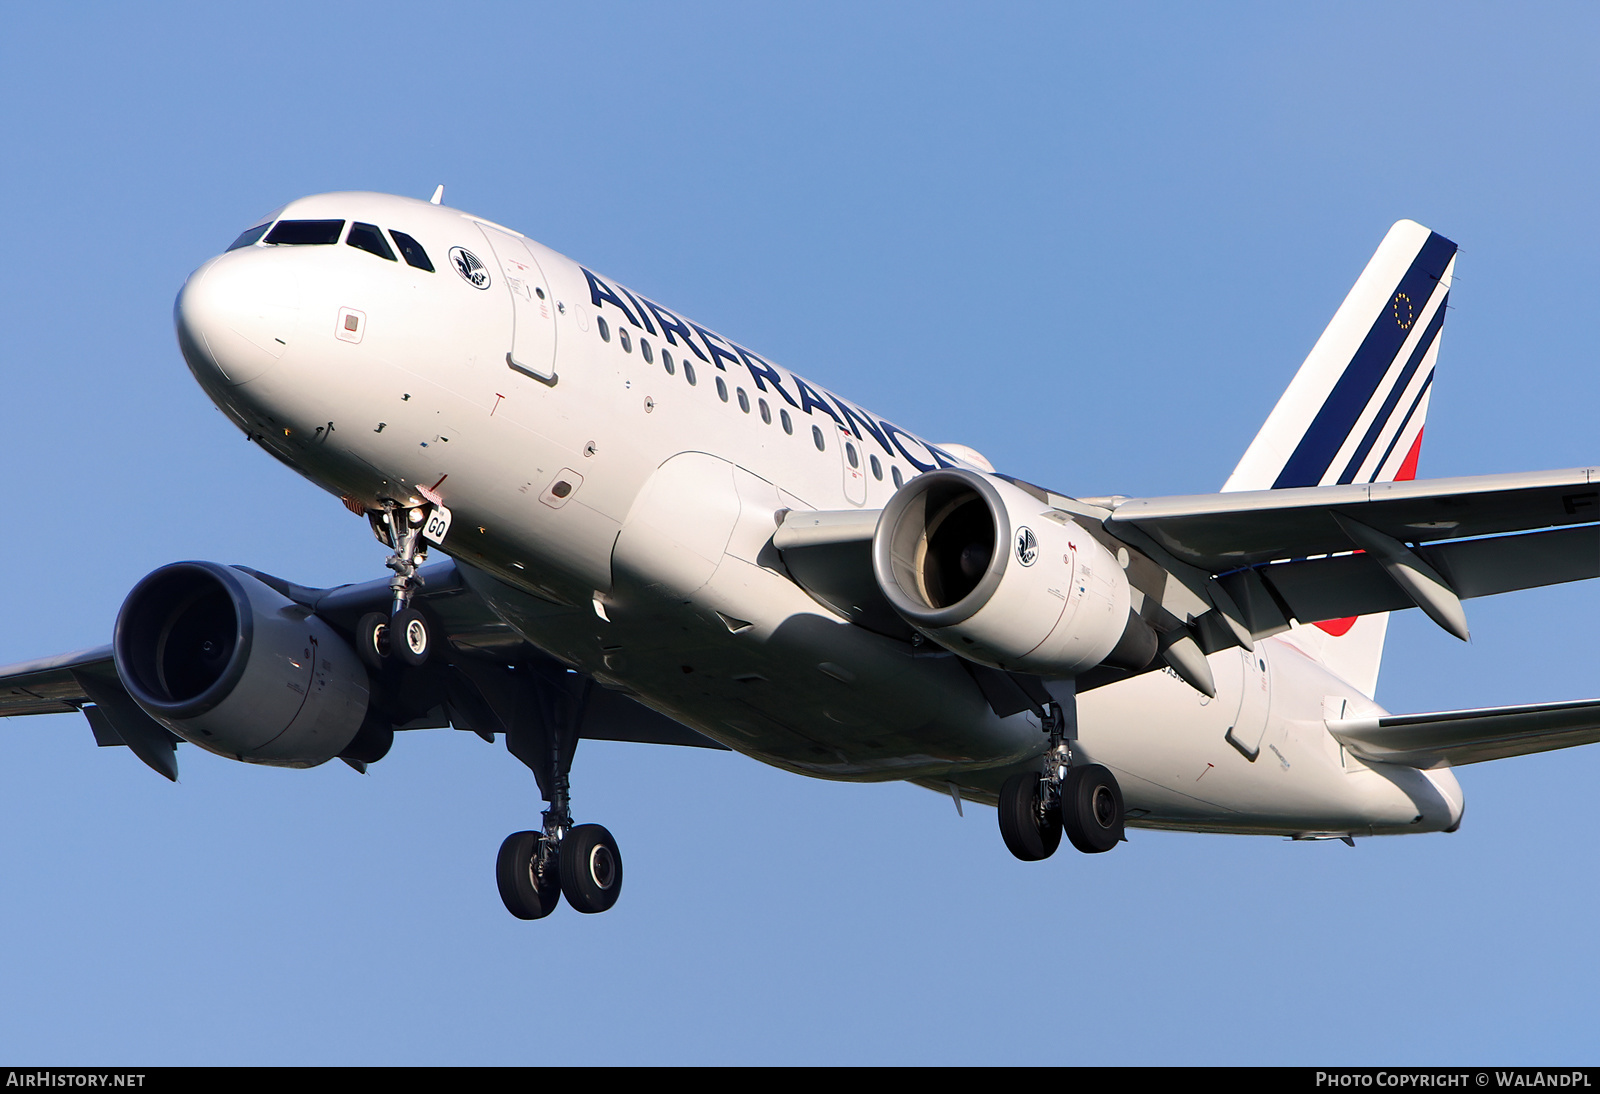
xmin=597 ymin=316 xmax=611 ymax=342
xmin=684 ymin=360 xmax=697 ymax=386
xmin=620 ymin=328 xmax=632 ymax=353
xmin=662 ymin=349 xmax=675 ymax=376
xmin=390 ymin=230 xmax=435 ymax=272
xmin=870 ymin=454 xmax=882 ymax=480
xmin=845 ymin=442 xmax=859 ymax=468
xmin=737 ymin=387 xmax=749 ymax=413
xmin=264 ymin=220 xmax=344 ymax=245
xmin=716 ymin=377 xmax=728 ymax=402
xmin=227 ymin=223 xmax=270 ymax=251
xmin=641 ymin=338 xmax=653 ymax=364
xmin=781 ymin=409 xmax=793 ymax=435
xmin=759 ymin=398 xmax=771 ymax=424
xmin=347 ymin=222 xmax=396 ymax=261
xmin=812 ymin=425 xmax=825 ymax=451
xmin=892 ymin=467 xmax=904 ymax=488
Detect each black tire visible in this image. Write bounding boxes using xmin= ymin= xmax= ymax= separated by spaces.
xmin=1063 ymin=764 xmax=1124 ymax=854
xmin=997 ymin=771 xmax=1061 ymax=861
xmin=391 ymin=607 xmax=430 ymax=666
xmin=559 ymin=823 xmax=623 ymax=913
xmin=496 ymin=830 xmax=561 ymax=920
xmin=355 ymin=611 xmax=389 ymax=669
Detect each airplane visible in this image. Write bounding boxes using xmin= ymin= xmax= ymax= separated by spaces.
xmin=5 ymin=190 xmax=1600 ymax=921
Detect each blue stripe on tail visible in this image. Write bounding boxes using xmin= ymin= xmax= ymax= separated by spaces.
xmin=1272 ymin=232 xmax=1456 ymax=489
xmin=1334 ymin=294 xmax=1447 ymax=484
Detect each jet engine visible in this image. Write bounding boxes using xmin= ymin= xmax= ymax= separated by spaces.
xmin=113 ymin=561 xmax=370 ymax=767
xmin=872 ymin=469 xmax=1143 ymax=675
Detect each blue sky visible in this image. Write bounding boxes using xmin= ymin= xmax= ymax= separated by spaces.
xmin=1 ymin=2 xmax=1598 ymax=1065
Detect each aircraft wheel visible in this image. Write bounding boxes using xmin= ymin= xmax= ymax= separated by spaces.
xmin=391 ymin=607 xmax=431 ymax=666
xmin=355 ymin=612 xmax=389 ymax=669
xmin=497 ymin=830 xmax=561 ymax=920
xmin=998 ymin=771 xmax=1061 ymax=861
xmin=559 ymin=823 xmax=623 ymax=913
xmin=1063 ymin=764 xmax=1124 ymax=854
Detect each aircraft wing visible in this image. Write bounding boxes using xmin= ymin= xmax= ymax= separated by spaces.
xmin=775 ymin=465 xmax=1600 ymax=701
xmin=1101 ymin=466 xmax=1600 ymax=568
xmin=0 ymin=646 xmax=113 ymax=715
xmin=1328 ymin=698 xmax=1600 ymax=768
xmin=0 ymin=559 xmax=725 ymax=780
xmin=1093 ymin=466 xmax=1600 ymax=642
xmin=777 ymin=467 xmax=1600 ymax=639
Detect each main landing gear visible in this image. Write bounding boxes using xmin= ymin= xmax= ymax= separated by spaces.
xmin=489 ymin=663 xmax=622 ymax=920
xmin=997 ymin=691 xmax=1125 ymax=860
xmin=356 ymin=497 xmax=445 ymax=669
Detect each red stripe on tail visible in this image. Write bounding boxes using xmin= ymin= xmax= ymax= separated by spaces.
xmin=1395 ymin=427 xmax=1424 ymax=482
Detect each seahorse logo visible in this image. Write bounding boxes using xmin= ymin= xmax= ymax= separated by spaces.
xmin=1015 ymin=526 xmax=1039 ymax=567
xmin=450 ymin=247 xmax=491 ymax=289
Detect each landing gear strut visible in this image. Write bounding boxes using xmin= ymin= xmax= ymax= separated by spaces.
xmin=481 ymin=660 xmax=623 ymax=919
xmin=357 ymin=495 xmax=448 ymax=669
xmin=997 ymin=684 xmax=1125 ymax=860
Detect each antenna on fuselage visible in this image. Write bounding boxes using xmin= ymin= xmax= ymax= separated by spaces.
xmin=429 ymin=185 xmax=445 ymax=205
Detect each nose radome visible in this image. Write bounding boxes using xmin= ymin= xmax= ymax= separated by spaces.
xmin=175 ymin=253 xmax=303 ymax=386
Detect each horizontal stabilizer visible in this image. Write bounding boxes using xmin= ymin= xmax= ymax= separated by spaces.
xmin=1329 ymin=698 xmax=1600 ymax=768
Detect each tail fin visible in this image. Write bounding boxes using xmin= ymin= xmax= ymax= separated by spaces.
xmin=1225 ymin=220 xmax=1458 ymax=696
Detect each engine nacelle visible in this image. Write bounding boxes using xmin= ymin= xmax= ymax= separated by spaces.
xmin=113 ymin=561 xmax=370 ymax=768
xmin=873 ymin=469 xmax=1134 ymax=675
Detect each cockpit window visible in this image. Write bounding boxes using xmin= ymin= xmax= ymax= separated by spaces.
xmin=264 ymin=220 xmax=344 ymax=245
xmin=389 ymin=230 xmax=434 ymax=272
xmin=226 ymin=223 xmax=270 ymax=251
xmin=347 ymin=222 xmax=396 ymax=261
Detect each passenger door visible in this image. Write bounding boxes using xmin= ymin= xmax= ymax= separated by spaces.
xmin=475 ymin=223 xmax=557 ymax=380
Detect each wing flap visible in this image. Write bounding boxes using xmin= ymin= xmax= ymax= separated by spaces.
xmin=1330 ymin=698 xmax=1600 ymax=768
xmin=1221 ymin=524 xmax=1600 ymax=633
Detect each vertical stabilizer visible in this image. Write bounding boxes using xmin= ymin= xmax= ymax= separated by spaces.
xmin=1225 ymin=221 xmax=1457 ymax=697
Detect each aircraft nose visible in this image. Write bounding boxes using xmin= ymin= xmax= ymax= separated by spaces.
xmin=174 ymin=252 xmax=303 ymax=386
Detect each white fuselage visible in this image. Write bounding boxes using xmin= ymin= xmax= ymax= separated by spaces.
xmin=174 ymin=191 xmax=1463 ymax=838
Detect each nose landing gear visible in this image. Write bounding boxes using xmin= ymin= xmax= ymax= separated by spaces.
xmin=357 ymin=494 xmax=450 ymax=669
xmin=997 ymin=687 xmax=1125 ymax=860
